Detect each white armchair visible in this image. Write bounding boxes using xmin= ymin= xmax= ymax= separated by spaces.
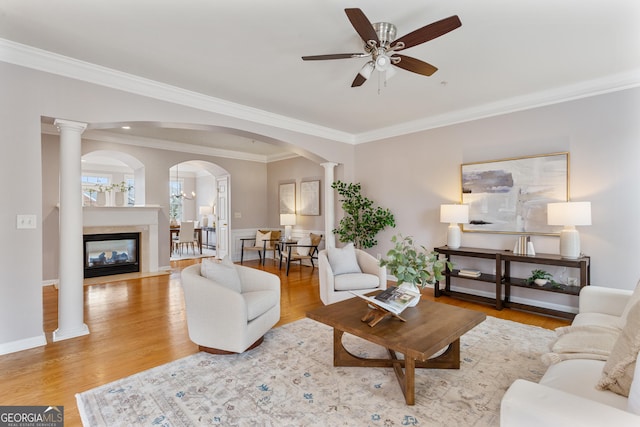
xmin=181 ymin=261 xmax=280 ymax=354
xmin=318 ymin=246 xmax=387 ymax=305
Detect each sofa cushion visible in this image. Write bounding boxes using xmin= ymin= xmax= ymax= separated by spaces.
xmin=334 ymin=273 xmax=380 ymax=291
xmin=201 ymin=257 xmax=241 ymax=293
xmin=540 ymin=359 xmax=628 ymax=410
xmin=598 ymin=302 xmax=640 ymax=397
xmin=243 ymin=290 xmax=278 ymax=321
xmin=327 ymin=243 xmax=362 ymax=275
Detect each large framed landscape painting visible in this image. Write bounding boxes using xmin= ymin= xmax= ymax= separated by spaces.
xmin=461 ymin=152 xmax=569 ymax=234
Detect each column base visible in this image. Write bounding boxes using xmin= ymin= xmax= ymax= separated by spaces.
xmin=52 ymin=324 xmax=90 ymax=342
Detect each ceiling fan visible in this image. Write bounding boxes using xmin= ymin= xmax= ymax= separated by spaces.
xmin=302 ymin=8 xmax=462 ymax=87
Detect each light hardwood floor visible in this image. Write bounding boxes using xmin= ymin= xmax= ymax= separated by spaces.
xmin=0 ymin=258 xmax=569 ymax=426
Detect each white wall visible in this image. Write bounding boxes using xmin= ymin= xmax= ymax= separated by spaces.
xmin=355 ymin=88 xmax=640 ymax=294
xmin=0 ymin=61 xmax=350 ymax=354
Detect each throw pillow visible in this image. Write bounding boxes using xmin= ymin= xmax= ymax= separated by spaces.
xmin=597 ymin=301 xmax=640 ymax=396
xmin=629 ymin=363 xmax=640 ymax=414
xmin=200 ymin=257 xmax=241 ymax=293
xmin=620 ymin=279 xmax=640 ymax=325
xmin=327 ymin=243 xmax=362 ymax=275
xmin=296 ymin=236 xmax=312 ymax=256
xmin=541 ymin=324 xmax=620 ymax=365
xmin=256 ymin=230 xmax=272 ymax=249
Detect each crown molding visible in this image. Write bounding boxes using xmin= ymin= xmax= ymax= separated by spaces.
xmin=353 ymin=69 xmax=640 ymax=143
xmin=1 ymin=39 xmax=355 ymax=144
xmin=6 ymin=38 xmax=640 ymax=146
xmin=42 ymin=123 xmax=291 ymax=163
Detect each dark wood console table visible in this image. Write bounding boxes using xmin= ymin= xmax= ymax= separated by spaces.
xmin=434 ymin=246 xmax=590 ymax=319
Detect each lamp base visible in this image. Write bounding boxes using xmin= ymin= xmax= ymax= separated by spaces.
xmin=447 ymin=224 xmax=462 ymax=249
xmin=284 ymin=225 xmax=292 ymax=241
xmin=559 ymin=227 xmax=580 ymax=259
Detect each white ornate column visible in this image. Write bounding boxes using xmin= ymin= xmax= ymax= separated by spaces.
xmin=321 ymin=162 xmax=338 ymax=249
xmin=53 ymin=119 xmax=89 ymax=342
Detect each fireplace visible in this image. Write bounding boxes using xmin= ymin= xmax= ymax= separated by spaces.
xmin=83 ymin=232 xmax=140 ymax=278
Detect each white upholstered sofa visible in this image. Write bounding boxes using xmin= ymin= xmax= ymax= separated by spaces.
xmin=501 ymin=285 xmax=640 ymax=426
xmin=181 ymin=259 xmax=280 ymax=354
xmin=318 ymin=243 xmax=386 ymax=305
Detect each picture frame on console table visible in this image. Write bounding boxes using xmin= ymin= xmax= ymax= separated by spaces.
xmin=461 ymin=152 xmax=568 ymax=235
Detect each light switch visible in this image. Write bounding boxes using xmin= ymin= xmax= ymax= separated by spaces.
xmin=17 ymin=214 xmax=37 ymax=229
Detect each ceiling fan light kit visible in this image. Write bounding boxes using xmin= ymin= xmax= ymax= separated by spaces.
xmin=302 ymin=8 xmax=462 ymax=87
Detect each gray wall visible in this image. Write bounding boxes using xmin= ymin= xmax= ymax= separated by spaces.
xmin=2 ymin=57 xmax=640 ymax=354
xmin=354 ymin=88 xmax=640 ymax=293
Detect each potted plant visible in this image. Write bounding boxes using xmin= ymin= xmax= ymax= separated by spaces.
xmin=331 ymin=180 xmax=395 ymax=249
xmin=380 ymin=234 xmax=452 ymax=305
xmin=111 ymin=181 xmax=133 ymax=206
xmin=527 ymin=269 xmax=554 ymax=286
xmin=94 ymin=183 xmax=108 ymax=206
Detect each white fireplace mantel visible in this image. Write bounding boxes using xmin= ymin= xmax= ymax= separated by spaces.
xmin=83 ymin=206 xmax=162 ymax=273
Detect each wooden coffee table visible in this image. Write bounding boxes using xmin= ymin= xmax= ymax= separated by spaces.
xmin=306 ymin=295 xmax=486 ymax=405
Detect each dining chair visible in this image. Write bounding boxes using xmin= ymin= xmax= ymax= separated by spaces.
xmin=174 ymin=221 xmax=198 ymax=255
xmin=279 ymin=233 xmax=323 ymax=275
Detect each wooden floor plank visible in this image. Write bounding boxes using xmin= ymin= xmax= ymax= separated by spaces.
xmin=0 ymin=257 xmax=569 ymax=426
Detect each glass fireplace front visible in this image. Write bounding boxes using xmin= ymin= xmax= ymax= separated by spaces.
xmin=84 ymin=232 xmax=140 ymax=278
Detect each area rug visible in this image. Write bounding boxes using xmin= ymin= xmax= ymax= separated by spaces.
xmin=76 ymin=316 xmax=554 ymax=426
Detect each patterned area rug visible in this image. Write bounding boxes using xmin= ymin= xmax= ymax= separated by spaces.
xmin=76 ymin=316 xmax=554 ymax=426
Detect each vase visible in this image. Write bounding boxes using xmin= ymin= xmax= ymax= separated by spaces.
xmin=96 ymin=191 xmax=106 ymax=207
xmin=534 ymin=278 xmax=548 ymax=286
xmin=399 ymin=283 xmax=421 ymax=307
xmin=115 ymin=191 xmax=125 ymax=206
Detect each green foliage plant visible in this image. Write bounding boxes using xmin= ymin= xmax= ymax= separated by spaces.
xmin=380 ymin=234 xmax=452 ymax=290
xmin=526 ymin=269 xmax=555 ymax=285
xmin=331 ymin=180 xmax=395 ymax=249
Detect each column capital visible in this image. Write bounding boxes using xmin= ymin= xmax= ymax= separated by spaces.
xmin=54 ymin=119 xmax=87 ymax=133
xmin=320 ymin=162 xmax=338 ymax=170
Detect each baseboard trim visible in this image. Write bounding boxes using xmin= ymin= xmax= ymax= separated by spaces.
xmin=0 ymin=333 xmax=47 ymax=355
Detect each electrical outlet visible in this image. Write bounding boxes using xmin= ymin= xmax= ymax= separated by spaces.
xmin=17 ymin=214 xmax=37 ymax=229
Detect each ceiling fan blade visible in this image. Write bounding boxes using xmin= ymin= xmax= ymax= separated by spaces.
xmin=345 ymin=8 xmax=379 ymax=45
xmin=302 ymin=53 xmax=365 ymax=61
xmin=391 ymin=15 xmax=461 ymax=51
xmin=351 ymin=73 xmax=367 ymax=87
xmin=392 ymin=54 xmax=438 ymax=76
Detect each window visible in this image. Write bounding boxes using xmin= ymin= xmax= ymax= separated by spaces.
xmin=82 ymin=174 xmax=111 ymax=205
xmin=170 ymin=179 xmax=183 ymax=221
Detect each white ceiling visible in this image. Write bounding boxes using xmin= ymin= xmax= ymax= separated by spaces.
xmin=2 ymin=0 xmax=640 ymax=156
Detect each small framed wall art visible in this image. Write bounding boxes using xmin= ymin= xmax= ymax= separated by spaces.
xmin=279 ymin=182 xmax=296 ymax=214
xmin=300 ymin=180 xmax=320 ymax=216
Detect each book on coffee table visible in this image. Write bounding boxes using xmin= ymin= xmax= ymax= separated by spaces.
xmin=350 ymin=286 xmax=420 ymax=315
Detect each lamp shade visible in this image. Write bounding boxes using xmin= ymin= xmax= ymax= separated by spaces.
xmin=547 ymin=202 xmax=591 ymax=226
xmin=199 ymin=206 xmax=212 ymax=216
xmin=440 ymin=204 xmax=469 ymax=224
xmin=280 ymin=213 xmax=296 ymax=226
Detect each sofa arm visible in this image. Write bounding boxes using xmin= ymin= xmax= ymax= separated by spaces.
xmin=579 ymin=286 xmax=632 ymax=316
xmin=501 ymin=379 xmax=639 ymax=427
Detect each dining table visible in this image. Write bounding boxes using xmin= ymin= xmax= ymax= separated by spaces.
xmin=170 ymin=226 xmax=203 ymax=254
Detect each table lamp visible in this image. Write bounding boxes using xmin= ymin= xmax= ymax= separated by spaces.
xmin=547 ymin=201 xmax=591 ymax=259
xmin=280 ymin=213 xmax=296 ymax=241
xmin=440 ymin=204 xmax=469 ymax=249
xmin=199 ymin=206 xmax=212 ymax=227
